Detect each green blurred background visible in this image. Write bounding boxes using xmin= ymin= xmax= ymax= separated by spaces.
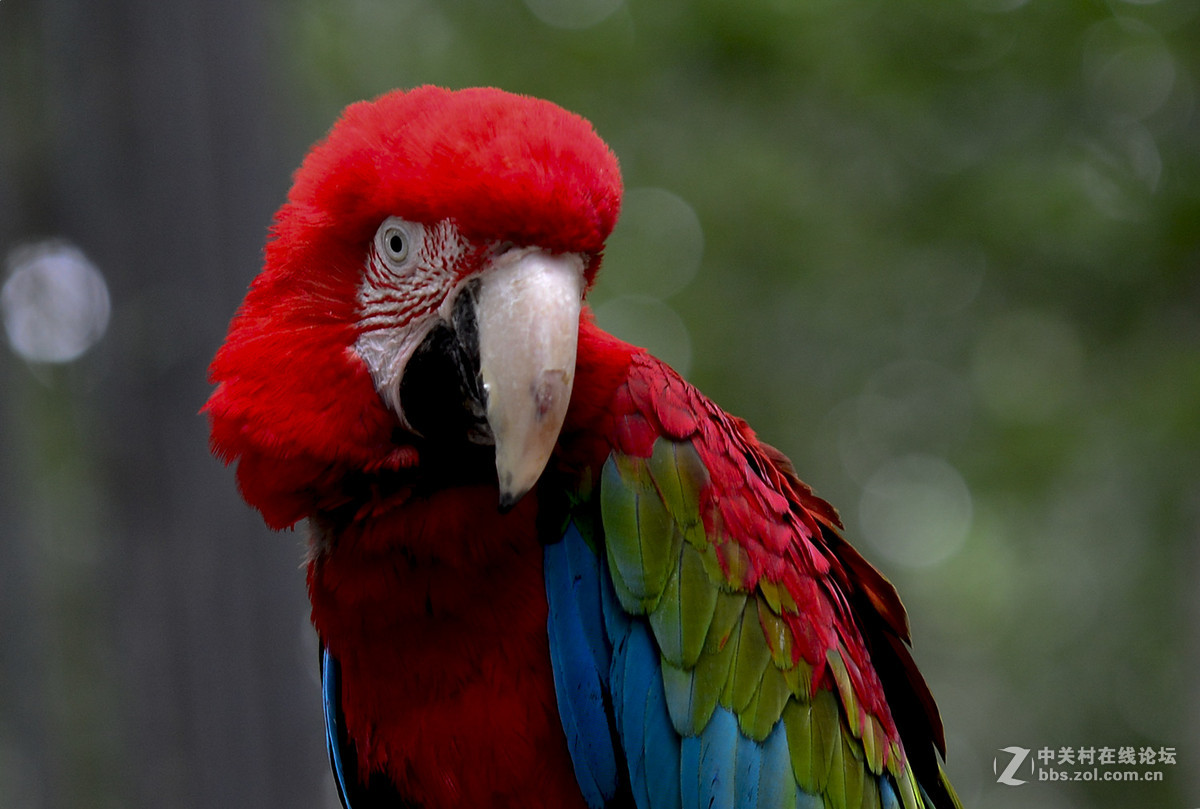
xmin=1 ymin=1 xmax=1197 ymax=807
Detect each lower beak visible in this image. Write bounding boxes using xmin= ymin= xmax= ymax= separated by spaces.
xmin=473 ymin=249 xmax=584 ymax=508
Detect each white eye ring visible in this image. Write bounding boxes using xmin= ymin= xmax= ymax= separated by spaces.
xmin=375 ymin=218 xmax=419 ymax=268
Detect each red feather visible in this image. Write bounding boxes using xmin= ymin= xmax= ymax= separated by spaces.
xmin=308 ymin=485 xmax=588 ymax=808
xmin=562 ymin=316 xmax=947 ymax=783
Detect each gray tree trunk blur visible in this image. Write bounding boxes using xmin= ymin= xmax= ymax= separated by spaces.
xmin=0 ymin=1 xmax=330 ymax=807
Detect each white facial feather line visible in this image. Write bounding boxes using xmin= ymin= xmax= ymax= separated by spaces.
xmin=353 ymin=220 xmax=471 ymax=429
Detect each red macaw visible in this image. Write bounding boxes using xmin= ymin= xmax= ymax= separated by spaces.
xmin=205 ymin=86 xmax=962 ymax=809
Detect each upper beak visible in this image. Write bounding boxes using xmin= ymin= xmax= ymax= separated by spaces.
xmin=472 ymin=249 xmax=584 ymax=508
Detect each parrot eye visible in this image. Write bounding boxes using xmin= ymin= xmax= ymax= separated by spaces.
xmin=374 ymin=218 xmax=419 ymax=268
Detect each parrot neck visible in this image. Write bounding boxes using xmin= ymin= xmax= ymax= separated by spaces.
xmin=563 ymin=310 xmax=641 ymax=437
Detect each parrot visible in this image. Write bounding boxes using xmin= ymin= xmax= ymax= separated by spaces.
xmin=205 ymin=86 xmax=963 ymax=809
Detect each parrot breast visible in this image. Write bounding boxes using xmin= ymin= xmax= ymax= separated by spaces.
xmin=307 ymin=483 xmax=589 ymax=809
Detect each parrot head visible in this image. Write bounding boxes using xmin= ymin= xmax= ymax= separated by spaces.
xmin=206 ymin=86 xmax=623 ymax=523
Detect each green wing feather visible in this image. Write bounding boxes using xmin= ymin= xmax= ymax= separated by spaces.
xmin=595 ymin=436 xmax=960 ymax=809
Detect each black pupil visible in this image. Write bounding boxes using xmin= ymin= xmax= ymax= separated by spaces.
xmin=389 ymin=233 xmax=404 ymax=255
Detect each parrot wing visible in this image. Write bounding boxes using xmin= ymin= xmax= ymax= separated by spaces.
xmin=544 ymin=352 xmax=962 ymax=809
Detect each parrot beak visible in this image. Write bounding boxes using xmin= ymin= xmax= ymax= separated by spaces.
xmin=472 ymin=249 xmax=584 ymax=509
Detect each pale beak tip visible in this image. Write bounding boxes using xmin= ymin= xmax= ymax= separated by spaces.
xmin=497 ymin=488 xmax=525 ymax=513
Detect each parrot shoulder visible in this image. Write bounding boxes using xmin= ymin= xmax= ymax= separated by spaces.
xmin=546 ymin=344 xmax=961 ymax=809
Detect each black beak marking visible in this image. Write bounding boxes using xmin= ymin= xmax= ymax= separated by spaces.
xmin=397 ymin=280 xmax=490 ymax=446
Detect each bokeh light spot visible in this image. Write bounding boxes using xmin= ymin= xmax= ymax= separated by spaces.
xmin=2 ymin=241 xmax=111 ymax=364
xmin=835 ymin=360 xmax=973 ymax=485
xmin=1083 ymin=18 xmax=1176 ymax=121
xmin=523 ymin=0 xmax=623 ymax=30
xmin=859 ymin=454 xmax=972 ymax=568
xmin=598 ymin=187 xmax=704 ymax=301
xmin=966 ymin=0 xmax=1030 ymax=11
xmin=593 ymin=295 xmax=692 ymax=377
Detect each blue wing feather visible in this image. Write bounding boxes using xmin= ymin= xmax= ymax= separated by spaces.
xmin=612 ymin=618 xmax=681 ymax=809
xmin=734 ymin=724 xmax=762 ymax=809
xmin=641 ymin=665 xmax=682 ymax=809
xmin=881 ymin=777 xmax=901 ymax=809
xmin=544 ymin=525 xmax=622 ymax=808
xmin=322 ymin=645 xmax=356 ymax=809
xmin=545 ymin=500 xmax=903 ymax=809
xmin=564 ymin=523 xmax=613 ymax=680
xmin=757 ymin=720 xmax=795 ymax=809
xmin=699 ymin=707 xmax=740 ymax=809
xmin=679 ymin=734 xmax=702 ymax=808
xmin=616 ymin=622 xmax=650 ymax=798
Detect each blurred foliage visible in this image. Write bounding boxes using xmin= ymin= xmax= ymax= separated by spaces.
xmin=280 ymin=1 xmax=1200 ymax=806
